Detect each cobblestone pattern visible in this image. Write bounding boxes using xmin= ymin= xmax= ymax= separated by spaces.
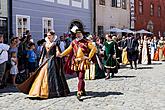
xmin=0 ymin=61 xmax=165 ymax=110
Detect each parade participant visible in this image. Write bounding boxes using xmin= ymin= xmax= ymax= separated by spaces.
xmin=95 ymin=37 xmax=105 ymax=79
xmin=118 ymin=36 xmax=126 ymax=64
xmin=17 ymin=30 xmax=70 ymax=99
xmin=138 ymin=36 xmax=143 ymax=64
xmin=125 ymin=34 xmax=139 ymax=70
xmin=157 ymin=37 xmax=165 ymax=61
xmin=0 ymin=34 xmax=10 ymax=89
xmin=112 ymin=35 xmax=120 ymax=69
xmin=85 ymin=35 xmax=96 ymax=80
xmin=150 ymin=36 xmax=158 ymax=60
xmin=141 ymin=36 xmax=151 ymax=64
xmin=60 ymin=29 xmax=97 ymax=100
xmin=103 ymin=34 xmax=118 ymax=79
xmin=119 ymin=36 xmax=129 ymax=65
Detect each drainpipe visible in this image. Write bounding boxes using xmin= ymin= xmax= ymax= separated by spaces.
xmin=93 ymin=0 xmax=96 ymax=34
xmin=8 ymin=0 xmax=13 ymax=42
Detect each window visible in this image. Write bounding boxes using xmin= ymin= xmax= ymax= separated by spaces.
xmin=42 ymin=17 xmax=53 ymax=37
xmin=122 ymin=0 xmax=126 ymax=9
xmin=147 ymin=20 xmax=154 ymax=32
xmin=58 ymin=0 xmax=69 ymax=5
xmin=150 ymin=4 xmax=154 ymax=16
xmin=16 ymin=15 xmax=30 ymax=38
xmin=112 ymin=0 xmax=116 ymax=7
xmin=98 ymin=26 xmax=104 ymax=37
xmin=139 ymin=1 xmax=143 ymax=14
xmin=99 ymin=0 xmax=105 ymax=6
xmin=117 ymin=0 xmax=121 ymax=8
xmin=43 ymin=0 xmax=54 ymax=2
xmin=112 ymin=0 xmax=121 ymax=8
xmin=158 ymin=6 xmax=161 ymax=17
xmin=72 ymin=0 xmax=82 ymax=8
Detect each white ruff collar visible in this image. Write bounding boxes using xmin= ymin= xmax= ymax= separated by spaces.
xmin=45 ymin=35 xmax=57 ymax=48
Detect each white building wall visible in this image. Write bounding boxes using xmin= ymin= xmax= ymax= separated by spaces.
xmin=96 ymin=0 xmax=130 ymax=34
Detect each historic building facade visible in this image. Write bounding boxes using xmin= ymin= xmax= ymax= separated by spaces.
xmin=11 ymin=0 xmax=92 ymax=41
xmin=134 ymin=0 xmax=165 ymax=37
xmin=95 ymin=0 xmax=130 ymax=37
xmin=0 ymin=0 xmax=8 ymax=17
xmin=0 ymin=0 xmax=8 ymax=42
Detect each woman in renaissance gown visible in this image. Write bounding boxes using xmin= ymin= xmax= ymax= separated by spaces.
xmin=157 ymin=37 xmax=165 ymax=61
xmin=141 ymin=36 xmax=151 ymax=64
xmin=16 ymin=31 xmax=70 ymax=99
xmin=95 ymin=37 xmax=105 ymax=79
xmin=150 ymin=37 xmax=157 ymax=60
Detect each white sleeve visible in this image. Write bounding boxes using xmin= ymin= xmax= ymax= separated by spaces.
xmin=0 ymin=44 xmax=10 ymax=51
xmin=102 ymin=46 xmax=105 ymax=51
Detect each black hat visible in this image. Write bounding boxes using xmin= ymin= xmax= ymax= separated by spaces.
xmin=75 ymin=29 xmax=83 ymax=34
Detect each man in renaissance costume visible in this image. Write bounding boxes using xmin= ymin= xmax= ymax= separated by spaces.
xmin=125 ymin=34 xmax=139 ymax=70
xmin=60 ymin=29 xmax=97 ymax=100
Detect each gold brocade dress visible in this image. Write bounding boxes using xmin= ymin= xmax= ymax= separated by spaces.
xmin=28 ymin=43 xmax=70 ymax=98
xmin=122 ymin=48 xmax=129 ymax=65
xmin=158 ymin=40 xmax=165 ymax=61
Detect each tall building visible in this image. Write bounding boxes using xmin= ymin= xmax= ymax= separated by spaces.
xmin=94 ymin=0 xmax=130 ymax=37
xmin=0 ymin=0 xmax=8 ymax=42
xmin=10 ymin=0 xmax=92 ymax=41
xmin=134 ymin=0 xmax=165 ymax=37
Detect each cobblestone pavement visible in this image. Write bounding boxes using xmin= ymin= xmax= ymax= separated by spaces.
xmin=0 ymin=61 xmax=165 ymax=110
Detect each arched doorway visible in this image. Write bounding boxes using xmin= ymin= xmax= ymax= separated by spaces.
xmin=69 ymin=20 xmax=84 ymax=31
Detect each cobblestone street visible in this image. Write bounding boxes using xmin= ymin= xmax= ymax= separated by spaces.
xmin=0 ymin=61 xmax=165 ymax=110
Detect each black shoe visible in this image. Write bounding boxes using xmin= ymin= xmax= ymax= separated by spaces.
xmin=0 ymin=84 xmax=5 ymax=89
xmin=135 ymin=67 xmax=137 ymax=70
xmin=77 ymin=94 xmax=83 ymax=101
xmin=0 ymin=82 xmax=6 ymax=89
xmin=81 ymin=91 xmax=87 ymax=96
xmin=111 ymin=73 xmax=114 ymax=78
xmin=130 ymin=67 xmax=133 ymax=69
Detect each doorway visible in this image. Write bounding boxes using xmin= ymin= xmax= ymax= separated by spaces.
xmin=0 ymin=17 xmax=8 ymax=43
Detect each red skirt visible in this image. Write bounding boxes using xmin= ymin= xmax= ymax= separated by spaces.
xmin=153 ymin=49 xmax=159 ymax=61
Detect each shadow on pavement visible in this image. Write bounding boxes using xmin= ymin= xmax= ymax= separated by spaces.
xmin=83 ymin=91 xmax=123 ymax=101
xmin=150 ymin=62 xmax=162 ymax=65
xmin=69 ymin=91 xmax=123 ymax=101
xmin=65 ymin=73 xmax=77 ymax=80
xmin=138 ymin=67 xmax=153 ymax=69
xmin=119 ymin=65 xmax=130 ymax=69
xmin=0 ymin=86 xmax=18 ymax=94
xmin=113 ymin=76 xmax=136 ymax=78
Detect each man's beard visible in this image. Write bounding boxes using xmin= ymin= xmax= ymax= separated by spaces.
xmin=76 ymin=36 xmax=83 ymax=41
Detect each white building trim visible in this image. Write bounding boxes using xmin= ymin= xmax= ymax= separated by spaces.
xmin=58 ymin=0 xmax=70 ymax=5
xmin=16 ymin=15 xmax=30 ymax=38
xmin=83 ymin=0 xmax=89 ymax=9
xmin=42 ymin=17 xmax=54 ymax=38
xmin=72 ymin=0 xmax=82 ymax=8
